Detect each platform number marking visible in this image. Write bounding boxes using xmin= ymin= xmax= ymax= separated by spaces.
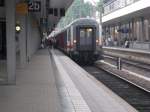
xmin=28 ymin=1 xmax=41 ymax=12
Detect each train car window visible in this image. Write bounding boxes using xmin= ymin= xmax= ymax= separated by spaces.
xmin=80 ymin=30 xmax=85 ymax=38
xmin=79 ymin=29 xmax=86 ymax=46
xmin=87 ymin=28 xmax=93 ymax=38
xmin=86 ymin=28 xmax=93 ymax=45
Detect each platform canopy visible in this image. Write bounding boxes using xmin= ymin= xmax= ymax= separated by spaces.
xmin=27 ymin=0 xmax=74 ymax=33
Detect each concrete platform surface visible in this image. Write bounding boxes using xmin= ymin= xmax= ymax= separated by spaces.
xmin=0 ymin=49 xmax=61 ymax=112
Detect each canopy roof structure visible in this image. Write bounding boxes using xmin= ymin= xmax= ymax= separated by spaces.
xmin=28 ymin=0 xmax=74 ymax=33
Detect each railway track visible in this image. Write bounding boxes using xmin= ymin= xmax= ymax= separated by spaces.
xmin=83 ymin=66 xmax=150 ymax=112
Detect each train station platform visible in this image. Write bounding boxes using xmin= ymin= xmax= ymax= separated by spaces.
xmin=0 ymin=49 xmax=61 ymax=112
xmin=0 ymin=49 xmax=138 ymax=112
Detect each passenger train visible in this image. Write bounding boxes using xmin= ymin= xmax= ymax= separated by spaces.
xmin=50 ymin=18 xmax=101 ymax=63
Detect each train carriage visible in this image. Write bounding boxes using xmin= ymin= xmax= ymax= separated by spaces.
xmin=50 ymin=18 xmax=100 ymax=63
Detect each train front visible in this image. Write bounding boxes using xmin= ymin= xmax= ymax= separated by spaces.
xmin=71 ymin=18 xmax=100 ymax=64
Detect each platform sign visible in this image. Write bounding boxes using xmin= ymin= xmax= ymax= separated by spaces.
xmin=28 ymin=1 xmax=41 ymax=12
xmin=16 ymin=3 xmax=28 ymax=15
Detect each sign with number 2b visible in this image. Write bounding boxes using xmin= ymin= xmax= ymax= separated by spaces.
xmin=28 ymin=1 xmax=41 ymax=12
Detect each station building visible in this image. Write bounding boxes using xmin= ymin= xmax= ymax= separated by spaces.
xmin=102 ymin=0 xmax=150 ymax=50
xmin=0 ymin=0 xmax=73 ymax=84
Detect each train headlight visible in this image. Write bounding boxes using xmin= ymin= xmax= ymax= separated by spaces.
xmin=87 ymin=28 xmax=92 ymax=32
xmin=73 ymin=40 xmax=77 ymax=44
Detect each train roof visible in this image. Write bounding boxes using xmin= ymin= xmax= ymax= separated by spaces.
xmin=49 ymin=18 xmax=98 ymax=38
xmin=69 ymin=18 xmax=99 ymax=26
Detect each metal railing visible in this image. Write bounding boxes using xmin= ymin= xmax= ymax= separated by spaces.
xmin=103 ymin=0 xmax=140 ymax=15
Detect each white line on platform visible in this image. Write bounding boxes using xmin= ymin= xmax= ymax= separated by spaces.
xmin=52 ymin=50 xmax=91 ymax=112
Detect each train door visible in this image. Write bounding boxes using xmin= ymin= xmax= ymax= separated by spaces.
xmin=78 ymin=27 xmax=95 ymax=51
xmin=0 ymin=21 xmax=7 ymax=80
